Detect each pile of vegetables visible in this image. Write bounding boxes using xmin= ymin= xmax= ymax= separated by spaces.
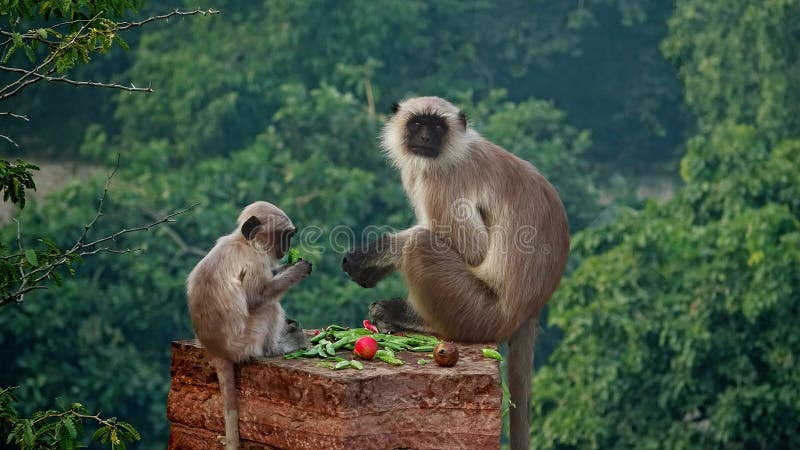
xmin=285 ymin=322 xmax=514 ymax=414
xmin=283 ymin=322 xmax=441 ymax=370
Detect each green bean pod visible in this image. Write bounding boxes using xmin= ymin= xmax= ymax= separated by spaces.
xmin=333 ymin=360 xmax=352 ymax=370
xmin=409 ymin=345 xmax=435 ymax=352
xmin=303 ymin=345 xmax=322 ymax=357
xmin=406 ymin=334 xmax=439 ymax=344
xmin=481 ymin=348 xmax=504 ymax=361
xmin=332 ymin=336 xmax=357 ymax=350
xmin=375 ymin=349 xmax=404 ymax=366
xmin=350 ymin=360 xmax=364 ymax=370
xmin=283 ymin=349 xmax=307 ymax=359
xmin=379 ymin=342 xmax=404 ymax=352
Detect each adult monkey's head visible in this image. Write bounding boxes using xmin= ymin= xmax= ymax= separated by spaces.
xmin=381 ymin=96 xmax=473 ymax=173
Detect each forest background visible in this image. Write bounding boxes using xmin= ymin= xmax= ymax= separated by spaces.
xmin=1 ymin=1 xmax=798 ymax=449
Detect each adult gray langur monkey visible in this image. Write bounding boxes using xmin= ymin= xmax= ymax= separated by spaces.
xmin=187 ymin=201 xmax=311 ymax=450
xmin=342 ymin=96 xmax=569 ymax=450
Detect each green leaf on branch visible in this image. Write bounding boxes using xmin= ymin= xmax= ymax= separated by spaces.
xmin=23 ymin=249 xmax=38 ymax=267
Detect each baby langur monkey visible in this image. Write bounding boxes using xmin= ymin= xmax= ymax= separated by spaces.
xmin=187 ymin=201 xmax=312 ymax=450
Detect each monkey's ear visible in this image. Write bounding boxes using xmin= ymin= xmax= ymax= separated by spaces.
xmin=391 ymin=101 xmax=400 ymax=114
xmin=241 ymin=215 xmax=262 ymax=241
xmin=458 ymin=111 xmax=468 ymax=130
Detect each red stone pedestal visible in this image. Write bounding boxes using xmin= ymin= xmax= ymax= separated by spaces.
xmin=167 ymin=339 xmax=502 ymax=449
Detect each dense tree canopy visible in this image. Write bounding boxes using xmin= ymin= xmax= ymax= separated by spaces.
xmin=531 ymin=0 xmax=800 ymax=448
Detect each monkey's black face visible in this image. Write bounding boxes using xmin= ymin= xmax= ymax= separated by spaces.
xmin=405 ymin=113 xmax=448 ymax=158
xmin=274 ymin=228 xmax=295 ymax=259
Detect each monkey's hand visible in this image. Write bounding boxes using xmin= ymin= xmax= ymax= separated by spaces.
xmin=342 ymin=245 xmax=396 ymax=288
xmin=293 ymin=259 xmax=312 ymax=277
xmin=260 ymin=260 xmax=312 ymax=301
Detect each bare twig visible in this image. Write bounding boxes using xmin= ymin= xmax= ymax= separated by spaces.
xmin=116 ymin=8 xmax=219 ymax=31
xmin=364 ymin=77 xmax=375 ymax=115
xmin=0 ymin=112 xmax=29 ymax=121
xmin=294 ymin=188 xmax=324 ymax=206
xmin=73 ymin=154 xmax=120 ymax=250
xmin=0 ymin=66 xmax=153 ymax=93
xmin=144 ymin=208 xmax=206 ymax=258
xmin=0 ymin=134 xmax=19 ymax=148
xmin=76 ymin=202 xmax=198 ymax=254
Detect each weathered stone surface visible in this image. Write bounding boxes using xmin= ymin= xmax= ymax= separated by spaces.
xmin=167 ymin=338 xmax=502 ymax=449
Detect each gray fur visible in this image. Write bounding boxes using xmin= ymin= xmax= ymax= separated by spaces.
xmin=345 ymin=97 xmax=570 ymax=450
xmin=187 ymin=201 xmax=311 ymax=450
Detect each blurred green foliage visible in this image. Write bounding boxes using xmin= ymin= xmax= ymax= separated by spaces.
xmin=532 ymin=0 xmax=800 ymax=448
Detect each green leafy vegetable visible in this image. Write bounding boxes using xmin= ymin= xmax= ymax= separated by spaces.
xmin=283 ymin=324 xmax=439 ymax=370
xmin=286 ymin=248 xmax=302 ymax=265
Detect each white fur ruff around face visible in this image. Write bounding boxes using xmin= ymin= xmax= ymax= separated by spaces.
xmin=381 ymin=96 xmax=477 ymax=175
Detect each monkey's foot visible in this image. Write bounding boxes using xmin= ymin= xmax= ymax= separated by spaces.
xmin=272 ymin=317 xmax=309 ymax=355
xmin=369 ymin=298 xmax=435 ymax=335
xmin=215 ymin=434 xmax=226 ymax=446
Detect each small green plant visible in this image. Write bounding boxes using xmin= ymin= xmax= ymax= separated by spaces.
xmin=481 ymin=348 xmax=515 ymax=416
xmin=0 ymin=387 xmax=140 ymax=450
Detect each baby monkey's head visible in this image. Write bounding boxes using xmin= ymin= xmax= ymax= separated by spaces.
xmin=237 ymin=201 xmax=296 ymax=259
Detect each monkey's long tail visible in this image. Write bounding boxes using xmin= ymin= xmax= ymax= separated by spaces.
xmin=212 ymin=357 xmax=240 ymax=450
xmin=507 ymin=315 xmax=538 ymax=450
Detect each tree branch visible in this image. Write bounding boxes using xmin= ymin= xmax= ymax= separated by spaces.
xmin=0 ymin=8 xmax=219 ymax=102
xmin=0 ymin=134 xmax=19 ymax=148
xmin=143 ymin=208 xmax=206 ymax=258
xmin=0 ymin=12 xmax=99 ymax=100
xmin=0 ymin=112 xmax=29 ymax=121
xmin=116 ymin=8 xmax=220 ymax=31
xmin=0 ymin=66 xmax=153 ymax=93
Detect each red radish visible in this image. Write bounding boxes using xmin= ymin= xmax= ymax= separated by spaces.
xmin=362 ymin=319 xmax=379 ymax=333
xmin=354 ymin=336 xmax=378 ymax=359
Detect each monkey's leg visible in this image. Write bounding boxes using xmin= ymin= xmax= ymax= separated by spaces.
xmin=396 ymin=228 xmax=506 ymax=343
xmin=368 ymin=298 xmax=437 ymax=335
xmin=274 ymin=317 xmax=309 ymax=355
xmin=237 ymin=302 xmax=286 ymax=358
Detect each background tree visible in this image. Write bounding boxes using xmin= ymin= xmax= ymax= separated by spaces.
xmin=0 ymin=1 xmax=213 ymax=448
xmin=530 ymin=1 xmax=800 ymax=448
